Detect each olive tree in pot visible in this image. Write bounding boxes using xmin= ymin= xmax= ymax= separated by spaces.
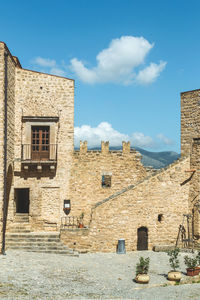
xmin=167 ymin=248 xmax=182 ymax=282
xmin=184 ymin=255 xmax=199 ymax=276
xmin=135 ymin=257 xmax=150 ymax=284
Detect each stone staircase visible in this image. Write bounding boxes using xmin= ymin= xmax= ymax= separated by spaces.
xmin=8 ymin=213 xmax=31 ymax=233
xmin=6 ymin=214 xmax=78 ymax=256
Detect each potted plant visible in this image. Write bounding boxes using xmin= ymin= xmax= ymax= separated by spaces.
xmin=78 ymin=212 xmax=84 ymax=228
xmin=167 ymin=248 xmax=182 ymax=282
xmin=135 ymin=257 xmax=150 ymax=284
xmin=184 ymin=255 xmax=199 ymax=276
xmin=196 ymin=251 xmax=200 ymax=273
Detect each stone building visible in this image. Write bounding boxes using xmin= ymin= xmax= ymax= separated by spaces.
xmin=0 ymin=41 xmax=199 ymax=253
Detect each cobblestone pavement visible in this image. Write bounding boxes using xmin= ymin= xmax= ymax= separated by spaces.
xmin=0 ymin=250 xmax=200 ymax=299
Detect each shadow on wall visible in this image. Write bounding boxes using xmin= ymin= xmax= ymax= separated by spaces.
xmin=14 ymin=165 xmax=57 ymax=180
xmin=4 ymin=164 xmax=13 ymax=232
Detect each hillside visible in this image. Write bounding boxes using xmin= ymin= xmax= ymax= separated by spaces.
xmin=134 ymin=147 xmax=180 ymax=169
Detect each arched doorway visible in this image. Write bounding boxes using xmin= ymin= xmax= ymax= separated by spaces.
xmin=137 ymin=227 xmax=148 ymax=250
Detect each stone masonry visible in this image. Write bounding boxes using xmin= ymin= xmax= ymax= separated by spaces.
xmin=0 ymin=41 xmax=200 ymax=253
xmin=69 ymin=141 xmax=147 ymax=224
xmin=61 ymin=156 xmax=190 ymax=252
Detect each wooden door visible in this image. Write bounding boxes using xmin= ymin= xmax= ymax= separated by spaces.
xmin=15 ymin=188 xmax=29 ymax=213
xmin=31 ymin=126 xmax=50 ymax=160
xmin=137 ymin=227 xmax=148 ymax=250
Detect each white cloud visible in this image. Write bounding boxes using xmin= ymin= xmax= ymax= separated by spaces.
xmin=70 ymin=35 xmax=166 ymax=85
xmin=70 ymin=58 xmax=98 ymax=84
xmin=32 ymin=57 xmax=56 ymax=68
xmin=157 ymin=133 xmax=173 ymax=146
xmin=74 ymin=122 xmax=171 ymax=149
xmin=75 ymin=122 xmax=128 ymax=148
xmin=50 ymin=67 xmax=66 ymax=77
xmin=31 ymin=57 xmax=67 ymax=77
xmin=136 ymin=61 xmax=167 ymax=84
xmin=130 ymin=132 xmax=155 ymax=148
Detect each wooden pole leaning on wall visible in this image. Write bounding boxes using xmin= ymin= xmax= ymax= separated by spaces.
xmin=176 ymin=214 xmax=193 ymax=250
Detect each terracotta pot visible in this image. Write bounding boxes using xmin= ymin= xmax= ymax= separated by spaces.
xmin=135 ymin=274 xmax=149 ymax=284
xmin=78 ymin=223 xmax=84 ymax=228
xmin=186 ymin=267 xmax=200 ymax=276
xmin=196 ymin=266 xmax=200 ymax=272
xmin=167 ymin=271 xmax=182 ymax=282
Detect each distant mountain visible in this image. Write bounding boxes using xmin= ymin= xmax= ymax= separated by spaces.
xmin=75 ymin=145 xmax=180 ymax=169
xmin=134 ymin=147 xmax=180 ymax=169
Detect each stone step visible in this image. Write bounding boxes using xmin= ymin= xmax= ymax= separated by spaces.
xmin=5 ymin=231 xmax=77 ymax=256
xmin=6 ymin=237 xmax=60 ymax=242
xmin=14 ymin=216 xmax=29 ymax=221
xmin=6 ymin=244 xmax=71 ymax=250
xmin=6 ymin=241 xmax=67 ymax=248
xmin=9 ymin=224 xmax=31 ymax=226
xmin=8 ymin=230 xmax=31 ymax=233
xmin=14 ymin=217 xmax=29 ymax=223
xmin=10 ymin=248 xmax=78 ymax=256
xmin=8 ymin=226 xmax=31 ymax=230
xmin=6 ymin=245 xmax=78 ymax=256
xmin=15 ymin=213 xmax=29 ymax=216
xmin=6 ymin=233 xmax=60 ymax=238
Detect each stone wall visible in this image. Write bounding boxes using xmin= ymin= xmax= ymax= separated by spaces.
xmin=0 ymin=42 xmax=5 ymax=244
xmin=7 ymin=66 xmax=75 ymax=231
xmin=0 ymin=42 xmax=16 ymax=244
xmin=181 ymin=89 xmax=200 ymax=156
xmin=61 ymin=157 xmax=190 ymax=252
xmin=181 ymin=89 xmax=200 ymax=237
xmin=69 ymin=141 xmax=147 ymax=224
xmin=188 ymin=139 xmax=200 ymax=236
xmin=5 ymin=46 xmax=16 ymax=223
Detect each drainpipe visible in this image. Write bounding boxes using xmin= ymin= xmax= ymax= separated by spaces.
xmin=1 ymin=51 xmax=8 ymax=255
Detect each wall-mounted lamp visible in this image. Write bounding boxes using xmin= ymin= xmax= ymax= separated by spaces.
xmin=63 ymin=199 xmax=71 ymax=215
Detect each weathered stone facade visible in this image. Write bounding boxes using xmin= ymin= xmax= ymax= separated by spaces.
xmin=1 ymin=41 xmax=200 ymax=253
xmin=62 ymin=156 xmax=190 ymax=252
xmin=181 ymin=89 xmax=200 ymax=156
xmin=69 ymin=141 xmax=147 ymax=224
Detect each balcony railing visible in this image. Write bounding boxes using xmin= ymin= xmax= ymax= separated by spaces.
xmin=61 ymin=216 xmax=84 ymax=229
xmin=21 ymin=144 xmax=57 ymax=162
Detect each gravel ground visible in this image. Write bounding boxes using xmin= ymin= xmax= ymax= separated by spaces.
xmin=0 ymin=250 xmax=200 ymax=299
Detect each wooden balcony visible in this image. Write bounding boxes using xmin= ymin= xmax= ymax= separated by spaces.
xmin=21 ymin=144 xmax=57 ymax=163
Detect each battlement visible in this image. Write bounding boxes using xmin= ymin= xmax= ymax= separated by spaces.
xmin=78 ymin=141 xmax=139 ymax=156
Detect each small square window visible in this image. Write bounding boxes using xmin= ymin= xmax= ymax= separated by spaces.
xmin=102 ymin=175 xmax=111 ymax=188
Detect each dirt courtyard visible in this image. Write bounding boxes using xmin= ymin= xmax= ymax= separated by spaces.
xmin=0 ymin=250 xmax=200 ymax=299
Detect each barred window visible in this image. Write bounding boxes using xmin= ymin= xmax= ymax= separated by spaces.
xmin=102 ymin=175 xmax=111 ymax=188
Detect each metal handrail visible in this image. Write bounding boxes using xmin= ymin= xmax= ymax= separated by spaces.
xmin=61 ymin=216 xmax=83 ymax=229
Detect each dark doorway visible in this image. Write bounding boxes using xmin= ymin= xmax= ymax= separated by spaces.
xmin=15 ymin=188 xmax=29 ymax=213
xmin=137 ymin=227 xmax=148 ymax=250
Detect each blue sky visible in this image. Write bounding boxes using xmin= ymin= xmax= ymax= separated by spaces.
xmin=1 ymin=0 xmax=200 ymax=152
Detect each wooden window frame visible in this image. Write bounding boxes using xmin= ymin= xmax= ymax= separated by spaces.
xmin=31 ymin=126 xmax=50 ymax=161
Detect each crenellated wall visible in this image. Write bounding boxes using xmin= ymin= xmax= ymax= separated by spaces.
xmin=69 ymin=141 xmax=147 ymax=224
